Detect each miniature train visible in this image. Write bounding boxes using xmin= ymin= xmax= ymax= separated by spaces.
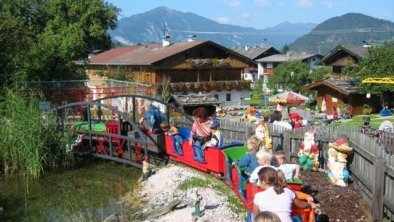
xmin=164 ymin=127 xmax=315 ymax=222
xmin=68 ymin=118 xmax=314 ymax=222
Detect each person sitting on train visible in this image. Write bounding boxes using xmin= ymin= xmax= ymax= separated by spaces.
xmin=146 ymin=103 xmax=166 ymax=134
xmin=236 ymin=136 xmax=263 ymax=176
xmin=160 ymin=121 xmax=183 ymax=156
xmin=189 ymin=107 xmax=212 ymax=164
xmin=254 ymin=211 xmax=281 ymax=222
xmin=253 ymin=167 xmax=314 ymax=222
xmin=204 ymin=119 xmax=223 ymax=148
xmin=273 ymin=150 xmax=300 ymax=182
xmin=249 ymin=150 xmax=276 ymax=186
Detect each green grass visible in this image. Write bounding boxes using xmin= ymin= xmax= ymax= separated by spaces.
xmin=0 ymin=88 xmax=73 ymax=180
xmin=330 ymin=114 xmax=394 ymax=128
xmin=178 ymin=175 xmax=246 ymax=214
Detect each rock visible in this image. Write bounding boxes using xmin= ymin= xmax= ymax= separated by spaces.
xmin=103 ymin=213 xmax=120 ymax=222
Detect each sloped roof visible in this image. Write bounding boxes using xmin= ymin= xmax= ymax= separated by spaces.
xmin=256 ymin=53 xmax=321 ymax=63
xmin=304 ymin=78 xmax=359 ymax=95
xmin=233 ymin=47 xmax=279 ymax=60
xmin=172 ymin=94 xmax=220 ymax=106
xmin=321 ymin=45 xmax=370 ymax=64
xmin=89 ymin=40 xmax=254 ymax=66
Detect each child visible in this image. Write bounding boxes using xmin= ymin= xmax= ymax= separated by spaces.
xmin=254 ymin=211 xmax=281 ymax=222
xmin=189 ymin=107 xmax=212 ymax=163
xmin=249 ymin=150 xmax=275 ymax=186
xmin=160 ymin=121 xmax=183 ymax=156
xmin=274 ymin=150 xmax=300 ymax=181
xmin=253 ymin=167 xmax=313 ymax=222
xmin=205 ymin=119 xmax=223 ymax=148
xmin=236 ymin=136 xmax=263 ymax=176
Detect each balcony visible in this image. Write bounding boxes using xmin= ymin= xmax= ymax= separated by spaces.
xmin=168 ymin=80 xmax=251 ymax=93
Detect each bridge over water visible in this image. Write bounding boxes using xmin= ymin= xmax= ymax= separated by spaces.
xmin=56 ymin=94 xmax=192 ymax=168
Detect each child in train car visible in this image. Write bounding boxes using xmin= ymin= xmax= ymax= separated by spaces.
xmin=236 ymin=136 xmax=264 ymax=177
xmin=254 ymin=211 xmax=281 ymax=222
xmin=253 ymin=167 xmax=314 ymax=222
xmin=189 ymin=107 xmax=212 ymax=163
xmin=204 ymin=119 xmax=223 ymax=148
xmin=274 ymin=150 xmax=300 ymax=182
xmin=249 ymin=150 xmax=275 ymax=186
xmin=160 ymin=121 xmax=183 ymax=156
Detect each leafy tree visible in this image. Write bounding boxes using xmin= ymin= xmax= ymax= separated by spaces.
xmin=310 ymin=66 xmax=332 ymax=82
xmin=0 ymin=0 xmax=119 ymax=85
xmin=281 ymin=44 xmax=290 ymax=54
xmin=343 ymin=42 xmax=394 ymax=98
xmin=268 ymin=60 xmax=310 ymax=92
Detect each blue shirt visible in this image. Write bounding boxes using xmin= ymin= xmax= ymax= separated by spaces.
xmin=237 ymin=153 xmax=259 ymax=175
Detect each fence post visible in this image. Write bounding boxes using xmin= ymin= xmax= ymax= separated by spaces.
xmin=372 ymin=149 xmax=385 ymax=221
xmin=283 ymin=131 xmax=291 ymax=161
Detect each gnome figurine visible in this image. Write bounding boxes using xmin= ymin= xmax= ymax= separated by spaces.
xmin=327 ymin=138 xmax=352 ymax=187
xmin=298 ymin=130 xmax=319 ymax=170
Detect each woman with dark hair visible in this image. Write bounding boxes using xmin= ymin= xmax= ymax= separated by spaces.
xmin=253 ymin=167 xmax=313 ymax=222
xmin=189 ymin=107 xmax=212 ymax=163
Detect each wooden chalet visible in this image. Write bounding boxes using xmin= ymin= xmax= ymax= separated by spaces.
xmin=304 ymin=45 xmax=380 ymax=115
xmin=304 ymin=78 xmax=380 ymax=115
xmin=321 ymin=45 xmax=369 ymax=74
xmin=87 ymin=40 xmax=255 ymax=105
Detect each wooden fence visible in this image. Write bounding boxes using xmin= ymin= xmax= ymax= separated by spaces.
xmin=173 ymin=117 xmax=394 ymax=221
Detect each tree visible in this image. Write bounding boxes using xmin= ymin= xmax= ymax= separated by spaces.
xmin=267 ymin=60 xmax=310 ymax=92
xmin=0 ymin=0 xmax=119 ymax=85
xmin=281 ymin=44 xmax=290 ymax=54
xmin=310 ymin=66 xmax=332 ymax=82
xmin=343 ymin=42 xmax=394 ymax=98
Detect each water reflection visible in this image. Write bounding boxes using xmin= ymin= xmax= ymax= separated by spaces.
xmin=0 ymin=162 xmax=140 ymax=222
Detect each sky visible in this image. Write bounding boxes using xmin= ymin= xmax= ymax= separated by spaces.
xmin=106 ymin=0 xmax=394 ymax=29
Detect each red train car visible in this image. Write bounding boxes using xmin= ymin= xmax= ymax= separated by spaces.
xmin=165 ymin=127 xmax=243 ymax=174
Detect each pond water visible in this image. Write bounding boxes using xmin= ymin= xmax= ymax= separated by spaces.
xmin=0 ymin=161 xmax=140 ymax=222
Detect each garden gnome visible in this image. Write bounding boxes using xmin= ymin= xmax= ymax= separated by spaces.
xmin=255 ymin=123 xmax=272 ymax=150
xmin=327 ymin=138 xmax=352 ymax=187
xmin=298 ymin=130 xmax=319 ymax=170
xmin=243 ymin=107 xmax=258 ymax=123
xmin=192 ymin=191 xmax=203 ymax=218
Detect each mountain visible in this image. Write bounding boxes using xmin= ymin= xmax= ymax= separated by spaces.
xmin=109 ymin=7 xmax=316 ymax=49
xmin=289 ymin=13 xmax=394 ymax=55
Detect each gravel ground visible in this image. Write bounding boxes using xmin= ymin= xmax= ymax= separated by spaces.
xmin=139 ymin=165 xmax=244 ymax=222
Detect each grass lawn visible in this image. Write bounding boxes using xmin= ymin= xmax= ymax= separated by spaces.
xmin=332 ymin=114 xmax=394 ymax=128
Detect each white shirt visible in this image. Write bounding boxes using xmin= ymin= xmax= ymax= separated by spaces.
xmin=278 ymin=164 xmax=298 ymax=181
xmin=249 ymin=165 xmax=278 ymax=186
xmin=253 ymin=187 xmax=296 ymax=222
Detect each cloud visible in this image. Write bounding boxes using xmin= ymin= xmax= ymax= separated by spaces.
xmin=228 ymin=0 xmax=241 ymax=9
xmin=216 ymin=16 xmax=231 ymax=24
xmin=254 ymin=0 xmax=270 ymax=6
xmin=296 ymin=0 xmax=313 ymax=8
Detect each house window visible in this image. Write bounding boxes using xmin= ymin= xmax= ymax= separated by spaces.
xmin=267 ymin=63 xmax=273 ymax=68
xmin=226 ymin=93 xmax=231 ymax=101
xmin=214 ymin=94 xmax=219 ymax=100
xmin=312 ymin=57 xmax=316 ymax=62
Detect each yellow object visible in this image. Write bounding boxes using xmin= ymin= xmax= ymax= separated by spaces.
xmin=263 ymin=123 xmax=272 ymax=150
xmin=362 ymin=77 xmax=394 ymax=84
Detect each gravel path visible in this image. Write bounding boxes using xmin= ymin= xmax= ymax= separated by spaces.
xmin=139 ymin=165 xmax=244 ymax=222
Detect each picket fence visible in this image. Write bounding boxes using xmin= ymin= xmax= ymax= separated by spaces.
xmin=173 ymin=117 xmax=394 ymax=221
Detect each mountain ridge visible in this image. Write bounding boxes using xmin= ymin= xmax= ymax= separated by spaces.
xmin=110 ymin=6 xmax=316 ymax=48
xmin=289 ymin=13 xmax=394 ymax=54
